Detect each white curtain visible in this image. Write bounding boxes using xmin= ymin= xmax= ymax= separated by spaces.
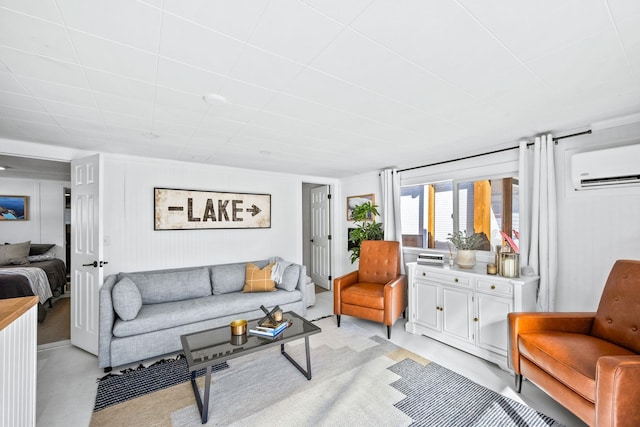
xmin=380 ymin=168 xmax=404 ymax=273
xmin=518 ymin=134 xmax=558 ymax=311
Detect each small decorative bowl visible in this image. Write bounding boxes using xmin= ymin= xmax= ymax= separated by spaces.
xmin=230 ymin=319 xmax=247 ymax=336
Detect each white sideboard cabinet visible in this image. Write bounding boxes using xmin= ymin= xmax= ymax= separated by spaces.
xmin=405 ymin=262 xmax=538 ymax=370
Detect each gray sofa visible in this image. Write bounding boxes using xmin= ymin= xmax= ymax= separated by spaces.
xmin=99 ymin=258 xmax=308 ymax=369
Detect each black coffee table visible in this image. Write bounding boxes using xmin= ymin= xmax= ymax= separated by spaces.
xmin=180 ymin=311 xmax=321 ymax=424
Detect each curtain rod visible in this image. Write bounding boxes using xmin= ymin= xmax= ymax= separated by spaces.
xmin=398 ymin=129 xmax=592 ymax=173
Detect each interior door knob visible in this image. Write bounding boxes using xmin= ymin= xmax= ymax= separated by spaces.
xmin=82 ymin=261 xmax=98 ymax=267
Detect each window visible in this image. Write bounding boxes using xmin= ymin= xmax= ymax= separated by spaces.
xmin=401 ymin=177 xmax=519 ymax=252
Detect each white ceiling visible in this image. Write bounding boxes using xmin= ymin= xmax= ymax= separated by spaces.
xmin=1 ymin=1 xmax=639 ymax=178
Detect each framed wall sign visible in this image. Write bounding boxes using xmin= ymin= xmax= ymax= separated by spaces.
xmin=346 ymin=194 xmax=374 ymax=220
xmin=154 ymin=188 xmax=271 ymax=230
xmin=0 ymin=195 xmax=28 ymax=220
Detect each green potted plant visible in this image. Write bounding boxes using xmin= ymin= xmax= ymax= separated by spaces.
xmin=447 ymin=230 xmax=487 ymax=269
xmin=348 ymin=202 xmax=384 ymax=263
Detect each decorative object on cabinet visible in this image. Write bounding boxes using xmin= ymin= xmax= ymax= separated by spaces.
xmin=499 ymin=252 xmax=520 ymax=278
xmin=154 ymin=188 xmax=271 ymax=230
xmin=447 ymin=230 xmax=487 ymax=269
xmin=347 ymin=200 xmax=383 ymax=263
xmin=334 ymin=240 xmax=407 ymax=339
xmin=405 ymin=262 xmax=538 ymax=369
xmin=509 ymin=259 xmax=640 ymax=427
xmin=0 ymin=195 xmax=28 ymax=220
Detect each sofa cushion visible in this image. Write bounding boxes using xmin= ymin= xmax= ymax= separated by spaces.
xmin=112 ymin=290 xmax=302 ymax=338
xmin=119 ymin=266 xmax=211 ymax=304
xmin=518 ymin=331 xmax=635 ymax=402
xmin=243 ymin=262 xmax=276 ymax=292
xmin=0 ymin=241 xmax=31 ymax=266
xmin=276 ymin=264 xmax=300 ymax=292
xmin=112 ymin=277 xmax=142 ymax=321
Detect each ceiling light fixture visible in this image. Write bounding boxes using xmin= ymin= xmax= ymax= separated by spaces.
xmin=203 ymin=93 xmax=228 ymax=106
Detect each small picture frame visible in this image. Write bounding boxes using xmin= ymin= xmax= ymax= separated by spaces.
xmin=0 ymin=195 xmax=28 ymax=220
xmin=346 ymin=194 xmax=374 ymax=221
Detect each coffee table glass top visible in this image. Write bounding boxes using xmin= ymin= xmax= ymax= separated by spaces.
xmin=181 ymin=311 xmax=321 ymax=371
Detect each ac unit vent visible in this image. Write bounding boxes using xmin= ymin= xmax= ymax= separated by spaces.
xmin=571 ymin=144 xmax=640 ymax=190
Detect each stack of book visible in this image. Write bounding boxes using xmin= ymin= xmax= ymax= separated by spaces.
xmin=249 ymin=318 xmax=291 ymax=338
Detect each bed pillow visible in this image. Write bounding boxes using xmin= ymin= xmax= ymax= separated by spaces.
xmin=28 ymin=247 xmax=56 ymax=262
xmin=29 ymin=243 xmax=55 ymax=256
xmin=0 ymin=241 xmax=31 ymax=266
xmin=242 ymin=262 xmax=276 ymax=293
xmin=112 ymin=277 xmax=143 ymax=321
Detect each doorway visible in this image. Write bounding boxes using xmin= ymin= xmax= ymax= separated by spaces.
xmin=36 ymin=186 xmax=72 ymax=346
xmin=302 ymin=183 xmax=332 ymax=292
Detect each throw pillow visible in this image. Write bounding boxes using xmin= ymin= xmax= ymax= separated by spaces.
xmin=0 ymin=241 xmax=31 ymax=266
xmin=28 ymin=247 xmax=56 ymax=262
xmin=242 ymin=262 xmax=276 ymax=293
xmin=112 ymin=277 xmax=143 ymax=321
xmin=276 ymin=265 xmax=301 ymax=292
xmin=29 ymin=243 xmax=55 ymax=256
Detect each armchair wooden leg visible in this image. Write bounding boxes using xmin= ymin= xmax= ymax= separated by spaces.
xmin=336 ymin=315 xmax=341 ymax=327
xmin=387 ymin=325 xmax=391 ymax=339
xmin=515 ymin=374 xmax=522 ymax=393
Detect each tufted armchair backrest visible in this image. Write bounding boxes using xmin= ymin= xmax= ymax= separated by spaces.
xmin=358 ymin=240 xmax=401 ymax=284
xmin=590 ymin=259 xmax=640 ymax=353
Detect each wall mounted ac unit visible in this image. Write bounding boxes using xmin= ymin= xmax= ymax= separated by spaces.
xmin=571 ymin=144 xmax=640 ymax=190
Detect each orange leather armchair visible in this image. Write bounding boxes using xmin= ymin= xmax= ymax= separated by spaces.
xmin=334 ymin=240 xmax=407 ymax=339
xmin=509 ymin=260 xmax=640 ymax=427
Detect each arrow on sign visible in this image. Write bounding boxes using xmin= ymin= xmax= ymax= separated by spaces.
xmin=246 ymin=204 xmax=262 ymax=217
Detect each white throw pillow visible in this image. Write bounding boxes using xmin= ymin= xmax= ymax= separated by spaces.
xmin=112 ymin=277 xmax=142 ymax=321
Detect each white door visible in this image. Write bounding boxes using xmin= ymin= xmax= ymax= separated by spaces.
xmin=415 ymin=280 xmax=440 ymax=331
xmin=476 ymin=294 xmax=513 ymax=354
xmin=442 ymin=287 xmax=474 ymax=343
xmin=70 ymin=154 xmax=103 ymax=355
xmin=310 ymin=185 xmax=331 ymax=289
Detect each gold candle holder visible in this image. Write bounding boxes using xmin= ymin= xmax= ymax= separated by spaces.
xmin=499 ymin=252 xmax=520 ymax=278
xmin=230 ymin=319 xmax=247 ymax=336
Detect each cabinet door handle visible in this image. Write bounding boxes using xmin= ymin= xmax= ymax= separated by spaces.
xmin=422 ymin=272 xmax=426 ymax=276
xmin=473 ymin=317 xmax=478 ymax=322
xmin=454 ymin=278 xmax=459 ymax=283
xmin=491 ymin=285 xmax=496 ymax=289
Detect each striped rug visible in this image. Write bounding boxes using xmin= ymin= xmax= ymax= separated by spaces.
xmin=91 ymin=317 xmax=562 ymax=427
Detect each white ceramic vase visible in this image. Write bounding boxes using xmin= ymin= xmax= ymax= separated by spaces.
xmin=456 ymin=250 xmax=477 ymax=269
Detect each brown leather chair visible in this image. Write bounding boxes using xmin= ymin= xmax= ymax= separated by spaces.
xmin=334 ymin=240 xmax=407 ymax=339
xmin=508 ymin=259 xmax=640 ymax=427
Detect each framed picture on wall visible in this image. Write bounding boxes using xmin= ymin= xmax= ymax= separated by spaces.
xmin=0 ymin=195 xmax=28 ymax=220
xmin=346 ymin=194 xmax=374 ymax=221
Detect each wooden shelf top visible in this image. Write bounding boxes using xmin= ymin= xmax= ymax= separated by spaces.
xmin=0 ymin=296 xmax=38 ymax=331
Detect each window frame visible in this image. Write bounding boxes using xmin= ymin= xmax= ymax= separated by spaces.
xmin=399 ymin=149 xmax=519 ymax=259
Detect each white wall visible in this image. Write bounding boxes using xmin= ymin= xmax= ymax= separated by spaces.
xmin=100 ymin=154 xmax=339 ymax=278
xmin=0 ymin=177 xmax=68 ymax=261
xmin=555 ymin=122 xmax=640 ymax=311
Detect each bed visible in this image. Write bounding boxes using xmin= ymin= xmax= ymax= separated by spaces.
xmin=0 ymin=259 xmax=67 ymax=297
xmin=0 ymin=242 xmax=68 ymax=305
